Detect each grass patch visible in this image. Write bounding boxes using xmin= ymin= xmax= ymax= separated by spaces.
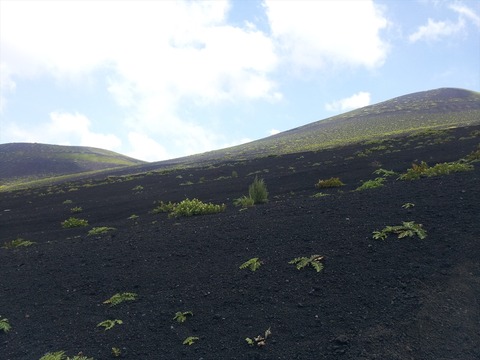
xmin=248 ymin=176 xmax=269 ymax=204
xmin=398 ymin=161 xmax=474 ymax=180
xmin=3 ymin=238 xmax=36 ymax=249
xmin=61 ymin=217 xmax=89 ymax=228
xmin=154 ymin=198 xmax=226 ymax=218
xmin=315 ymin=177 xmax=345 ymax=188
xmin=233 ymin=195 xmax=255 ymax=208
xmin=355 ymin=177 xmax=385 ymax=191
xmin=88 ymin=227 xmax=116 ymax=236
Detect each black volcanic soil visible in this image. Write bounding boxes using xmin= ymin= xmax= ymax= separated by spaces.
xmin=1 ymin=126 xmax=479 ymax=360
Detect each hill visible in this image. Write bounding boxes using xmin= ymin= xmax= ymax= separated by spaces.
xmin=0 ymin=143 xmax=145 ymax=187
xmin=0 ymin=120 xmax=479 ymax=359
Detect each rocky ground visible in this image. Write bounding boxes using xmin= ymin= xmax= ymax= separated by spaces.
xmin=1 ymin=125 xmax=479 ymax=360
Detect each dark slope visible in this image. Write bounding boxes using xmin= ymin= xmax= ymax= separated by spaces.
xmin=0 ymin=143 xmax=145 ymax=184
xmin=1 ymin=124 xmax=479 ymax=360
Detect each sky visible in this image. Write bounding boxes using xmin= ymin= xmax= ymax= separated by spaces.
xmin=1 ymin=0 xmax=479 ymax=162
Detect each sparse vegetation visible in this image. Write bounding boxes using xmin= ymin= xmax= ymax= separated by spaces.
xmin=398 ymin=161 xmax=474 ymax=180
xmin=402 ymin=202 xmax=415 ymax=209
xmin=246 ymin=327 xmax=272 ymax=347
xmin=233 ymin=195 xmax=255 ymax=208
xmin=373 ymin=168 xmax=397 ymax=177
xmin=183 ymin=336 xmax=199 ymax=345
xmin=39 ymin=352 xmax=94 ymax=360
xmin=373 ymin=221 xmax=427 ymax=240
xmin=355 ymin=177 xmax=385 ymax=191
xmin=63 ymin=199 xmax=73 ymax=204
xmin=289 ymin=255 xmax=324 ymax=272
xmin=311 ymin=192 xmax=330 ymax=198
xmin=315 ymin=177 xmax=345 ymax=188
xmin=132 ymin=185 xmax=144 ymax=192
xmin=88 ymin=227 xmax=116 ymax=236
xmin=248 ymin=176 xmax=269 ymax=204
xmin=111 ymin=348 xmax=121 ymax=358
xmin=97 ymin=319 xmax=123 ymax=331
xmin=3 ymin=238 xmax=36 ymax=249
xmin=173 ymin=311 xmax=193 ymax=323
xmin=103 ymin=292 xmax=138 ymax=307
xmin=70 ymin=206 xmax=82 ymax=213
xmin=0 ymin=317 xmax=11 ymax=332
xmin=152 ymin=199 xmax=225 ymax=217
xmin=61 ymin=217 xmax=88 ymax=228
xmin=239 ymin=257 xmax=263 ymax=272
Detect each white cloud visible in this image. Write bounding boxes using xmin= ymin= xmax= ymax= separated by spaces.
xmin=127 ymin=132 xmax=170 ymax=162
xmin=264 ymin=0 xmax=389 ymax=70
xmin=409 ymin=2 xmax=480 ymax=43
xmin=4 ymin=112 xmax=122 ymax=150
xmin=325 ymin=92 xmax=371 ymax=112
xmin=269 ymin=129 xmax=280 ymax=136
xmin=409 ymin=18 xmax=464 ymax=42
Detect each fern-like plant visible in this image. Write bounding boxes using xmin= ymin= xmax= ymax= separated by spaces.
xmin=289 ymin=255 xmax=324 ymax=272
xmin=239 ymin=258 xmax=263 ymax=272
xmin=2 ymin=238 xmax=36 ymax=249
xmin=97 ymin=319 xmax=123 ymax=331
xmin=355 ymin=177 xmax=385 ymax=191
xmin=183 ymin=336 xmax=199 ymax=345
xmin=61 ymin=217 xmax=88 ymax=228
xmin=373 ymin=221 xmax=427 ymax=240
xmin=315 ymin=177 xmax=345 ymax=189
xmin=173 ymin=311 xmax=193 ymax=323
xmin=103 ymin=292 xmax=138 ymax=307
xmin=88 ymin=227 xmax=116 ymax=236
xmin=233 ymin=195 xmax=255 ymax=208
xmin=39 ymin=352 xmax=94 ymax=360
xmin=0 ymin=317 xmax=11 ymax=332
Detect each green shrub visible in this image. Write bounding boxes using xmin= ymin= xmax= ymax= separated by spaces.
xmin=3 ymin=238 xmax=36 ymax=249
xmin=315 ymin=177 xmax=345 ymax=188
xmin=464 ymin=146 xmax=480 ymax=162
xmin=88 ymin=227 xmax=116 ymax=236
xmin=399 ymin=161 xmax=474 ymax=180
xmin=248 ymin=176 xmax=269 ymax=204
xmin=161 ymin=198 xmax=226 ymax=218
xmin=103 ymin=292 xmax=138 ymax=306
xmin=0 ymin=317 xmax=11 ymax=332
xmin=373 ymin=168 xmax=397 ymax=177
xmin=373 ymin=221 xmax=427 ymax=240
xmin=233 ymin=195 xmax=255 ymax=208
xmin=70 ymin=206 xmax=82 ymax=213
xmin=152 ymin=201 xmax=176 ymax=214
xmin=61 ymin=217 xmax=88 ymax=228
xmin=355 ymin=177 xmax=385 ymax=191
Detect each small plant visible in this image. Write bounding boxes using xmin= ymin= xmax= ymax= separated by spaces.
xmin=315 ymin=177 xmax=345 ymax=189
xmin=103 ymin=292 xmax=138 ymax=307
xmin=88 ymin=227 xmax=116 ymax=236
xmin=152 ymin=201 xmax=176 ymax=214
xmin=173 ymin=311 xmax=193 ymax=323
xmin=111 ymin=348 xmax=121 ymax=357
xmin=355 ymin=177 xmax=385 ymax=191
xmin=239 ymin=257 xmax=263 ymax=272
xmin=70 ymin=206 xmax=83 ymax=213
xmin=3 ymin=238 xmax=36 ymax=249
xmin=311 ymin=192 xmax=330 ymax=198
xmin=289 ymin=255 xmax=324 ymax=272
xmin=0 ymin=317 xmax=11 ymax=332
xmin=61 ymin=217 xmax=88 ymax=228
xmin=246 ymin=327 xmax=272 ymax=347
xmin=402 ymin=202 xmax=415 ymax=209
xmin=398 ymin=161 xmax=474 ymax=180
xmin=373 ymin=221 xmax=427 ymax=240
xmin=39 ymin=352 xmax=94 ymax=360
xmin=231 ymin=170 xmax=238 ymax=178
xmin=248 ymin=176 xmax=269 ymax=204
xmin=373 ymin=168 xmax=397 ymax=177
xmin=63 ymin=199 xmax=73 ymax=204
xmin=132 ymin=185 xmax=144 ymax=192
xmin=97 ymin=319 xmax=123 ymax=331
xmin=233 ymin=195 xmax=255 ymax=208
xmin=128 ymin=214 xmax=139 ymax=220
xmin=169 ymin=198 xmax=226 ymax=218
xmin=183 ymin=336 xmax=199 ymax=345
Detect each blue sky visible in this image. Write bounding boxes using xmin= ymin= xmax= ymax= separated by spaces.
xmin=1 ymin=0 xmax=479 ymax=161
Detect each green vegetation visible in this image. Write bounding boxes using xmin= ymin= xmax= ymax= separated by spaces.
xmin=248 ymin=176 xmax=269 ymax=204
xmin=2 ymin=238 xmax=36 ymax=249
xmin=373 ymin=221 xmax=427 ymax=240
xmin=61 ymin=217 xmax=88 ymax=228
xmin=168 ymin=198 xmax=226 ymax=218
xmin=111 ymin=348 xmax=121 ymax=358
xmin=355 ymin=177 xmax=385 ymax=191
xmin=246 ymin=327 xmax=272 ymax=347
xmin=239 ymin=258 xmax=263 ymax=272
xmin=0 ymin=317 xmax=11 ymax=332
xmin=70 ymin=206 xmax=82 ymax=213
xmin=183 ymin=336 xmax=199 ymax=345
xmin=311 ymin=192 xmax=330 ymax=198
xmin=402 ymin=202 xmax=415 ymax=209
xmin=132 ymin=185 xmax=144 ymax=192
xmin=39 ymin=352 xmax=94 ymax=360
xmin=289 ymin=255 xmax=324 ymax=272
xmin=103 ymin=292 xmax=138 ymax=307
xmin=152 ymin=201 xmax=176 ymax=214
xmin=464 ymin=146 xmax=480 ymax=162
xmin=173 ymin=311 xmax=193 ymax=323
xmin=63 ymin=199 xmax=73 ymax=204
xmin=398 ymin=161 xmax=474 ymax=180
xmin=315 ymin=177 xmax=345 ymax=189
xmin=97 ymin=319 xmax=123 ymax=331
xmin=87 ymin=227 xmax=116 ymax=236
xmin=233 ymin=195 xmax=255 ymax=208
xmin=373 ymin=168 xmax=397 ymax=177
